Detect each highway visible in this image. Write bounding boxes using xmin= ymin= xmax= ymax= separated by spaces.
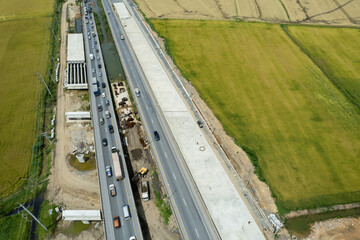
xmin=101 ymin=0 xmax=220 ymax=239
xmin=82 ymin=2 xmax=143 ymax=240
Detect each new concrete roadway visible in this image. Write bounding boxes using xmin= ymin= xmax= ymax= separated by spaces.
xmin=102 ymin=0 xmax=220 ymax=239
xmin=82 ymin=3 xmax=143 ymax=239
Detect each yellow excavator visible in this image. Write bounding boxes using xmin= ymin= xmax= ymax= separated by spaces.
xmin=131 ymin=167 xmax=148 ymax=182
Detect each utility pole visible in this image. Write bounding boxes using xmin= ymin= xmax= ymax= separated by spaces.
xmin=42 ymin=132 xmax=52 ymax=144
xmin=50 ymin=25 xmax=56 ymax=39
xmin=18 ymin=203 xmax=48 ymax=231
xmin=48 ymin=70 xmax=55 ymax=83
xmin=54 ymin=0 xmax=60 ymax=14
xmin=52 ymin=56 xmax=57 ymax=67
xmin=37 ymin=72 xmax=52 ymax=97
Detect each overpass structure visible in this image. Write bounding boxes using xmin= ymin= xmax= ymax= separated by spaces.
xmin=66 ymin=33 xmax=88 ymax=89
xmin=62 ymin=210 xmax=102 ymax=224
xmin=113 ymin=2 xmax=266 ymax=240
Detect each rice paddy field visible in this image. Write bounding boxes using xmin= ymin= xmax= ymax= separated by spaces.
xmin=151 ymin=20 xmax=360 ymax=210
xmin=136 ymin=0 xmax=360 ymax=25
xmin=0 ymin=0 xmax=52 ymax=20
xmin=0 ymin=0 xmax=52 ymax=198
xmin=286 ymin=26 xmax=360 ymax=110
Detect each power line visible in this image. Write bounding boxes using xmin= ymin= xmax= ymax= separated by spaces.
xmin=18 ymin=204 xmax=48 ymax=231
xmin=37 ymin=72 xmax=52 ymax=97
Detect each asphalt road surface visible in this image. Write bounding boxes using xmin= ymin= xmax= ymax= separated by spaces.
xmin=82 ymin=3 xmax=143 ymax=240
xmin=101 ymin=0 xmax=220 ymax=239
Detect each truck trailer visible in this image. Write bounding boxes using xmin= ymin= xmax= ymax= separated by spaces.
xmin=111 ymin=147 xmax=123 ymax=181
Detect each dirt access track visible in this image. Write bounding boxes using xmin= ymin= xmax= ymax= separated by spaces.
xmin=136 ymin=0 xmax=360 ymax=26
xmin=46 ymin=0 xmax=100 ymax=210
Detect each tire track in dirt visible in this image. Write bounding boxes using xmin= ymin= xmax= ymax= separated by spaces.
xmin=141 ymin=0 xmax=157 ymax=17
xmin=213 ymin=0 xmax=229 ymax=18
xmin=331 ymin=0 xmax=358 ymax=24
xmin=296 ymin=0 xmax=355 ymax=23
xmin=173 ymin=0 xmax=193 ymax=14
xmin=254 ymin=0 xmax=263 ymax=19
xmin=296 ymin=0 xmax=310 ymax=18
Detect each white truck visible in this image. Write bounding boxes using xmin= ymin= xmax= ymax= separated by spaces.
xmin=141 ymin=181 xmax=149 ymax=201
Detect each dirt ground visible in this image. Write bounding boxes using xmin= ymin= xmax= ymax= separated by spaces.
xmin=46 ymin=0 xmax=103 ymax=238
xmin=305 ymin=217 xmax=360 ymax=240
xmin=52 ymin=222 xmax=104 ymax=240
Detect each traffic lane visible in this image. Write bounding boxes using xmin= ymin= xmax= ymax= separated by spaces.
xmin=100 ymin=12 xmax=144 ymax=239
xmin=92 ymin=45 xmax=139 ymax=240
xmin=89 ymin=33 xmax=136 ymax=240
xmin=84 ymin=15 xmax=123 ymax=239
xmin=155 ymin=141 xmax=206 ymax=239
xmin=117 ymin=29 xmax=211 ymax=238
xmin=138 ymin=96 xmax=207 ymax=238
xmin=83 ymin=30 xmax=116 ymax=240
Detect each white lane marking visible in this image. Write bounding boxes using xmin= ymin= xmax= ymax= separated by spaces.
xmin=164 ymin=152 xmax=167 ymax=158
xmin=145 ymin=104 xmax=149 ymax=110
xmin=195 ymin=228 xmax=199 ymax=238
xmin=151 ymin=118 xmax=154 ymax=123
xmin=182 ymin=197 xmax=187 ymax=206
xmin=173 ymin=173 xmax=176 ymax=181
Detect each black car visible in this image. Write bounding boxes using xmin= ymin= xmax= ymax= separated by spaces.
xmin=98 ymin=64 xmax=101 ymax=68
xmin=101 ymin=82 xmax=106 ymax=88
xmin=154 ymin=131 xmax=160 ymax=141
xmin=109 ymin=125 xmax=114 ymax=133
xmin=102 ymin=138 xmax=107 ymax=147
xmin=96 ymin=49 xmax=99 ymax=53
xmin=98 ymin=104 xmax=103 ymax=112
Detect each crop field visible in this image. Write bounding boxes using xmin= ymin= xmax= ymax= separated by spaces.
xmin=0 ymin=17 xmax=51 ymax=197
xmin=287 ymin=26 xmax=360 ymax=110
xmin=151 ymin=19 xmax=360 ymax=210
xmin=137 ymin=0 xmax=359 ymax=25
xmin=0 ymin=0 xmax=52 ymax=21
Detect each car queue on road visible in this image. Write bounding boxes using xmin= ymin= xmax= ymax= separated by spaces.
xmin=83 ymin=1 xmax=139 ymax=239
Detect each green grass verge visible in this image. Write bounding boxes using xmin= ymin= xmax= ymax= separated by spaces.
xmin=154 ymin=190 xmax=172 ymax=224
xmin=93 ymin=11 xmax=104 ymax=43
xmin=0 ymin=213 xmax=30 ymax=240
xmin=150 ymin=19 xmax=360 ymax=211
xmin=35 ymin=199 xmax=59 ymax=239
xmin=68 ymin=153 xmax=96 ymax=171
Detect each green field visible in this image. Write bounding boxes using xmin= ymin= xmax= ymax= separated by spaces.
xmin=0 ymin=17 xmax=51 ymax=197
xmin=0 ymin=0 xmax=52 ymax=21
xmin=286 ymin=26 xmax=360 ymax=110
xmin=151 ymin=20 xmax=360 ymax=210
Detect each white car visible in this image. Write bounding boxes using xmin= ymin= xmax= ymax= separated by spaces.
xmin=102 ymin=92 xmax=106 ymax=98
xmin=129 ymin=236 xmax=136 ymax=240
